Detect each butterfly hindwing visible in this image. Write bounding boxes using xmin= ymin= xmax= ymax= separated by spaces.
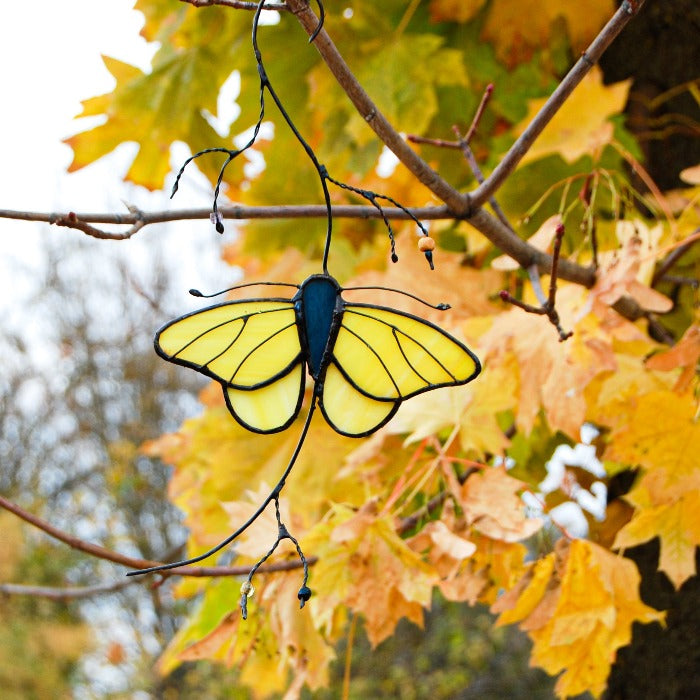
xmin=319 ymin=302 xmax=481 ymax=437
xmin=155 ymin=299 xmax=305 ymax=433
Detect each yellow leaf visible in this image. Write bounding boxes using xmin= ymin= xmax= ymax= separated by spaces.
xmin=481 ymin=0 xmax=615 ymax=67
xmin=493 ymin=555 xmax=555 ymax=626
xmin=470 ymin=534 xmax=529 ymax=605
xmin=614 ymin=472 xmax=700 ymax=588
xmin=513 ymin=67 xmax=630 ymax=166
xmin=493 ymin=539 xmax=664 ymax=699
xmin=586 ymin=353 xmax=673 ymax=426
xmin=66 ymin=47 xmax=243 ymax=189
xmin=606 ymin=390 xmax=700 ymax=491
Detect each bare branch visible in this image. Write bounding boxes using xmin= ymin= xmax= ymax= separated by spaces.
xmin=0 ymin=579 xmax=135 ymax=601
xmin=471 ymin=0 xmax=646 ymax=208
xmin=0 ymin=494 xmax=313 ymax=579
xmin=0 ymin=204 xmax=454 ymax=238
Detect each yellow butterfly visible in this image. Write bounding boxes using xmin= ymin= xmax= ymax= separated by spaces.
xmin=155 ymin=272 xmax=481 ymax=438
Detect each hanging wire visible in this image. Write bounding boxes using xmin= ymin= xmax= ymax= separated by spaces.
xmin=127 ymin=399 xmax=317 ymax=577
xmin=239 ymin=495 xmax=310 ymax=620
xmin=170 ymin=0 xmax=432 ymax=272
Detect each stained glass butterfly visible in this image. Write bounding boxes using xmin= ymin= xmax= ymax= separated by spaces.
xmin=155 ymin=272 xmax=481 ymax=438
xmin=128 ymin=0 xmax=481 ymax=584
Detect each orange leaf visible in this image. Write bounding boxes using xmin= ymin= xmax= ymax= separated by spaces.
xmin=459 ymin=466 xmax=542 ymax=542
xmin=646 ymin=325 xmax=700 ymax=392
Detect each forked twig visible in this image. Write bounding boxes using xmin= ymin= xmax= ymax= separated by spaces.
xmin=500 ymin=224 xmax=574 ymax=341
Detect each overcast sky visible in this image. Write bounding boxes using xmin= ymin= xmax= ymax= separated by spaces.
xmin=0 ymin=1 xmax=233 ymax=325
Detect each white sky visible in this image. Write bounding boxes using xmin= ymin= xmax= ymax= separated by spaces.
xmin=0 ymin=1 xmax=233 ymax=322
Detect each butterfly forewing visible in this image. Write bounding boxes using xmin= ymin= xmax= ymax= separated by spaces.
xmin=156 ymin=300 xmax=300 ymax=388
xmin=336 ymin=305 xmax=480 ymax=399
xmin=155 ymin=299 xmax=306 ymax=433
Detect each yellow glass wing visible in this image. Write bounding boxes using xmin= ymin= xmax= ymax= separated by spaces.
xmin=156 ymin=300 xmax=305 ymax=433
xmin=320 ymin=304 xmax=480 ymax=436
xmin=320 ymin=363 xmax=398 ymax=436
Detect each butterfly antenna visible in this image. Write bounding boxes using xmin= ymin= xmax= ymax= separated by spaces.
xmin=126 ymin=399 xmax=317 ymax=577
xmin=189 ymin=280 xmax=300 ymax=299
xmin=343 ymin=285 xmax=451 ymax=310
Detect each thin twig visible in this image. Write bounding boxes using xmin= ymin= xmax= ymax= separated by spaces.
xmin=406 ymin=134 xmax=461 ymax=149
xmin=500 ymin=224 xmax=573 ymax=341
xmin=451 ymin=124 xmax=514 ymax=233
xmin=0 ymin=579 xmax=135 ymax=601
xmin=397 ymin=466 xmax=479 ymax=535
xmin=651 ymin=227 xmax=700 ymax=287
xmin=464 ymin=83 xmax=494 ymax=145
xmin=181 ymin=0 xmax=289 ymax=10
xmin=471 ymin=0 xmax=647 ymax=209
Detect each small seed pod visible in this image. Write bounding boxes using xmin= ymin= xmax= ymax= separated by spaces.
xmin=240 ymin=580 xmax=255 ymax=598
xmin=418 ymin=236 xmax=436 ymax=252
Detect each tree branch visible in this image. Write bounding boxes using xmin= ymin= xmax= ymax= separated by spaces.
xmin=471 ymin=0 xmax=646 ymax=208
xmin=283 ymin=0 xmax=469 ymax=216
xmin=0 ymin=494 xmax=314 ymax=579
xmin=0 ymin=204 xmax=597 ymax=286
xmin=182 ymin=0 xmax=289 ymax=10
xmin=0 ymin=579 xmax=135 ymax=601
xmin=0 ymin=203 xmax=455 ymax=237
